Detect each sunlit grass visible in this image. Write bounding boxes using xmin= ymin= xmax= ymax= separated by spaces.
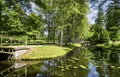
xmin=21 ymin=43 xmax=80 ymax=60
xmin=97 ymin=41 xmax=120 ymax=48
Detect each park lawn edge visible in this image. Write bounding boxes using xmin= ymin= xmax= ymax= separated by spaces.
xmin=21 ymin=43 xmax=81 ymax=61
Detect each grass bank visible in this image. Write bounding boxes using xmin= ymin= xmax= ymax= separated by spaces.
xmin=21 ymin=43 xmax=81 ymax=60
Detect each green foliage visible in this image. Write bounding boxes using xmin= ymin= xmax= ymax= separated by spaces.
xmin=91 ymin=25 xmax=110 ymax=44
xmin=0 ymin=0 xmax=90 ymax=46
xmin=92 ymin=0 xmax=120 ymax=42
xmin=105 ymin=0 xmax=120 ymax=41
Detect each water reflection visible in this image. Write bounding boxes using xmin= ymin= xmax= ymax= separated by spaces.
xmin=0 ymin=60 xmax=28 ymax=77
xmin=91 ymin=46 xmax=120 ymax=77
xmin=88 ymin=62 xmax=99 ymax=77
xmin=0 ymin=46 xmax=120 ymax=77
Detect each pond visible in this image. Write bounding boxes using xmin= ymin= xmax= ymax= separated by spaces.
xmin=0 ymin=46 xmax=120 ymax=77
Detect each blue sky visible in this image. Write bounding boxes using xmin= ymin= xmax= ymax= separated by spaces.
xmin=87 ymin=0 xmax=112 ymax=24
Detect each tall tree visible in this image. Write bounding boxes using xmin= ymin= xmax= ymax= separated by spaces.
xmin=105 ymin=0 xmax=120 ymax=41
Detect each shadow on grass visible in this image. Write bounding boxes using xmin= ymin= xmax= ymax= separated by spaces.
xmin=63 ymin=44 xmax=78 ymax=49
xmin=63 ymin=49 xmax=71 ymax=52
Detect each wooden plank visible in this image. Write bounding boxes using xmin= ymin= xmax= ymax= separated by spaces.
xmin=8 ymin=49 xmax=10 ymax=53
xmin=0 ymin=65 xmax=14 ymax=75
xmin=8 ymin=55 xmax=12 ymax=60
xmin=0 ymin=51 xmax=13 ymax=54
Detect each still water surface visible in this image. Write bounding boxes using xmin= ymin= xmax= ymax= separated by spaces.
xmin=0 ymin=46 xmax=120 ymax=77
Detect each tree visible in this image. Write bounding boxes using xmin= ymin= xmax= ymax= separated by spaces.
xmin=90 ymin=0 xmax=120 ymax=43
xmin=0 ymin=0 xmax=90 ymax=46
xmin=27 ymin=13 xmax=43 ymax=40
xmin=91 ymin=7 xmax=110 ymax=44
xmin=91 ymin=25 xmax=110 ymax=44
xmin=54 ymin=0 xmax=90 ymax=46
xmin=105 ymin=0 xmax=120 ymax=41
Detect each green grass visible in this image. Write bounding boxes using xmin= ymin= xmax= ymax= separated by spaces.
xmin=97 ymin=41 xmax=120 ymax=47
xmin=21 ymin=43 xmax=81 ymax=60
xmin=96 ymin=41 xmax=120 ymax=51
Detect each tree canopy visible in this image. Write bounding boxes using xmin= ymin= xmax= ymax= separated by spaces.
xmin=0 ymin=0 xmax=120 ymax=46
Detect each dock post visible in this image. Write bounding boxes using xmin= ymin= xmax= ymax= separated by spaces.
xmin=0 ymin=34 xmax=2 ymax=46
xmin=25 ymin=67 xmax=27 ymax=77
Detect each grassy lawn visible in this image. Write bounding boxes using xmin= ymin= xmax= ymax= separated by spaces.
xmin=21 ymin=43 xmax=81 ymax=60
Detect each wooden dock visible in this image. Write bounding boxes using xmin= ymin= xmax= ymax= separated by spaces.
xmin=0 ymin=46 xmax=29 ymax=60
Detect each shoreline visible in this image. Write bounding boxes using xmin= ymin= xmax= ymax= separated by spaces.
xmin=20 ymin=44 xmax=81 ymax=61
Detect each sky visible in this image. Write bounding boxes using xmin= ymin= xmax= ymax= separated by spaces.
xmin=87 ymin=4 xmax=98 ymax=24
xmin=87 ymin=0 xmax=112 ymax=24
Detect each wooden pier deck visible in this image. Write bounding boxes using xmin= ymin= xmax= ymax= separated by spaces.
xmin=0 ymin=46 xmax=29 ymax=60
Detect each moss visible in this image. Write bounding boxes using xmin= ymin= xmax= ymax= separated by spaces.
xmin=21 ymin=43 xmax=80 ymax=60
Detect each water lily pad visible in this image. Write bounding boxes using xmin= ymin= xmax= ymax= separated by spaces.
xmin=60 ymin=61 xmax=64 ymax=63
xmin=66 ymin=66 xmax=69 ymax=68
xmin=72 ymin=57 xmax=79 ymax=60
xmin=68 ymin=59 xmax=71 ymax=61
xmin=73 ymin=66 xmax=78 ymax=68
xmin=72 ymin=61 xmax=75 ymax=63
xmin=117 ymin=67 xmax=120 ymax=69
xmin=70 ymin=60 xmax=74 ymax=62
xmin=65 ymin=67 xmax=69 ymax=69
xmin=96 ymin=65 xmax=102 ymax=68
xmin=68 ymin=65 xmax=72 ymax=67
xmin=79 ymin=65 xmax=87 ymax=69
xmin=58 ymin=66 xmax=61 ymax=68
xmin=61 ymin=66 xmax=64 ymax=69
xmin=62 ymin=69 xmax=65 ymax=71
xmin=110 ymin=66 xmax=116 ymax=68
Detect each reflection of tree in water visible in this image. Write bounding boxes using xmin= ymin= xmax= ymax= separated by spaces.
xmin=91 ymin=46 xmax=120 ymax=63
xmin=1 ymin=46 xmax=118 ymax=77
xmin=91 ymin=47 xmax=110 ymax=61
xmin=90 ymin=46 xmax=120 ymax=77
xmin=109 ymin=51 xmax=119 ymax=63
xmin=0 ymin=61 xmax=28 ymax=77
xmin=32 ymin=47 xmax=92 ymax=77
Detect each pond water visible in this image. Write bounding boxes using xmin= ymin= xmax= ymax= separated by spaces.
xmin=0 ymin=46 xmax=120 ymax=77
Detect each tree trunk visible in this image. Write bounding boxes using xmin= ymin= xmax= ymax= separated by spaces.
xmin=0 ymin=1 xmax=2 ymax=46
xmin=25 ymin=35 xmax=27 ymax=47
xmin=10 ymin=37 xmax=12 ymax=46
xmin=53 ymin=22 xmax=56 ymax=44
xmin=53 ymin=29 xmax=55 ymax=44
xmin=0 ymin=1 xmax=2 ymax=28
xmin=60 ymin=30 xmax=63 ymax=47
xmin=47 ymin=24 xmax=50 ymax=44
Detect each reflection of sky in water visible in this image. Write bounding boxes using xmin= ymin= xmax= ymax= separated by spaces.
xmin=41 ymin=66 xmax=48 ymax=72
xmin=88 ymin=62 xmax=99 ymax=77
xmin=36 ymin=73 xmax=44 ymax=77
xmin=1 ymin=47 xmax=120 ymax=77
